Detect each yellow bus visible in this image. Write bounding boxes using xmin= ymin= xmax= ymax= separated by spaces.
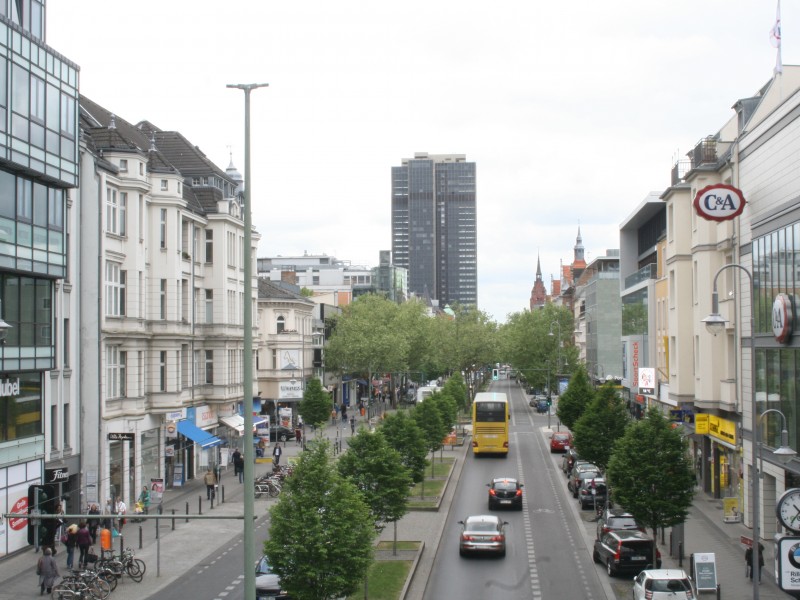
xmin=472 ymin=392 xmax=509 ymax=456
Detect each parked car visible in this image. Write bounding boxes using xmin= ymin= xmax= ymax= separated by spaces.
xmin=577 ymin=477 xmax=609 ymax=510
xmin=458 ymin=515 xmax=508 ymax=557
xmin=550 ymin=432 xmax=572 ymax=453
xmin=632 ymin=569 xmax=696 ymax=600
xmin=487 ymin=477 xmax=524 ymax=510
xmin=269 ymin=425 xmax=294 ymax=442
xmin=568 ymin=465 xmax=600 ymax=497
xmin=561 ymin=448 xmax=580 ymax=476
xmin=596 ymin=508 xmax=646 ymax=539
xmin=593 ymin=530 xmax=661 ymax=576
xmin=535 ymin=400 xmax=549 ymax=414
xmin=255 ymin=555 xmax=290 ymax=599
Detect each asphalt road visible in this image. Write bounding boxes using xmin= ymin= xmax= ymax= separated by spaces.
xmin=423 ymin=379 xmax=612 ymax=600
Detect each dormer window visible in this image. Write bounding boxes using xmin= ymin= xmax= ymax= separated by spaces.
xmin=277 ymin=316 xmax=285 ymax=333
xmin=119 ymin=159 xmax=128 ymax=172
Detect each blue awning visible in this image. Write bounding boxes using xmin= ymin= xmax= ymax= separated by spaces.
xmin=177 ymin=420 xmax=223 ymax=448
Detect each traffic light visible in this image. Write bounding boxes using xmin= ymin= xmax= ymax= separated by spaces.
xmin=492 ymin=369 xmax=499 ymax=381
xmin=547 ymin=398 xmax=552 ymax=407
xmin=27 ymin=484 xmax=57 ymax=546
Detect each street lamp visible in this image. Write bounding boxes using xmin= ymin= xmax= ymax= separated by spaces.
xmin=227 ymin=81 xmax=267 ymax=600
xmin=701 ymin=263 xmax=797 ymax=600
xmin=549 ymin=321 xmax=562 ymax=399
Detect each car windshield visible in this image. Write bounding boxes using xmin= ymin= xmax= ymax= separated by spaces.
xmin=256 ymin=557 xmax=274 ymax=575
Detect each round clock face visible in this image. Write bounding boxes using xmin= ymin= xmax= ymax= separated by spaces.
xmin=777 ymin=489 xmax=800 ymax=532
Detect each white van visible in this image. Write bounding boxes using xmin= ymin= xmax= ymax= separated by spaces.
xmin=416 ymin=386 xmax=438 ymax=404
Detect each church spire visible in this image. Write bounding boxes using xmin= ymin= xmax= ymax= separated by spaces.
xmin=574 ymin=226 xmax=585 ymax=264
xmin=536 ymin=254 xmax=542 ymax=280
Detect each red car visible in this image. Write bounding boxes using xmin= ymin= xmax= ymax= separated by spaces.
xmin=550 ymin=432 xmax=572 ymax=453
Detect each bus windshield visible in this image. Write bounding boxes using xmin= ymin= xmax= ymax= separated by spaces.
xmin=475 ymin=402 xmax=507 ymax=422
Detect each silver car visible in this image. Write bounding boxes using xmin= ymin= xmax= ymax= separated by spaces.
xmin=632 ymin=569 xmax=696 ymax=599
xmin=458 ymin=514 xmax=508 ymax=557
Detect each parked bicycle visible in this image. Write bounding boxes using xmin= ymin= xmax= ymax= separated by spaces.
xmin=55 ymin=569 xmax=111 ymax=600
xmin=254 ymin=475 xmax=282 ymax=498
xmin=94 ymin=547 xmax=145 ymax=583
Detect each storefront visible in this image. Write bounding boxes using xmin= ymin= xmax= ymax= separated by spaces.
xmin=695 ymin=413 xmax=740 ymax=502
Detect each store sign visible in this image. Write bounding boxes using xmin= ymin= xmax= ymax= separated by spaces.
xmin=279 ymin=381 xmax=303 ymax=399
xmin=638 ymin=367 xmax=655 ymax=396
xmin=773 ymin=293 xmax=795 ymax=344
xmin=707 ymin=415 xmax=736 ymax=446
xmin=693 ymin=184 xmax=746 ymax=222
xmin=695 ymin=414 xmax=709 ymax=434
xmin=107 ymin=432 xmax=134 ymax=441
xmin=0 ymin=377 xmax=20 ymax=397
xmin=195 ymin=404 xmax=216 ymax=428
xmin=45 ymin=467 xmax=70 ymax=484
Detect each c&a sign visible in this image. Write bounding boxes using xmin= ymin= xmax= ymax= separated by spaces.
xmin=693 ymin=184 xmax=746 ymax=222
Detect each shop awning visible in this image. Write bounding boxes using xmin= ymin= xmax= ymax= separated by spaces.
xmin=177 ymin=420 xmax=223 ymax=448
xmin=220 ymin=415 xmax=267 ymax=435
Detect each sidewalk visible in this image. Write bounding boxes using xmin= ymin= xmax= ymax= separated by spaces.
xmin=0 ymin=414 xmax=359 ymax=600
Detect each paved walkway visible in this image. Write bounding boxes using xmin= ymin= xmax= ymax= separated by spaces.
xmin=0 ymin=409 xmax=793 ymax=599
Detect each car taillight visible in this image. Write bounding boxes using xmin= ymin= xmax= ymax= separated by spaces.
xmin=613 ymin=543 xmax=621 ymax=561
xmin=489 ymin=489 xmax=497 ymax=496
xmin=490 ymin=535 xmax=504 ymax=542
xmin=472 ymin=440 xmax=478 ymax=447
xmin=503 ymin=441 xmax=509 ymax=448
xmin=645 ymin=592 xmax=653 ymax=600
xmin=515 ymin=489 xmax=522 ymax=497
xmin=462 ymin=534 xmax=473 ymax=541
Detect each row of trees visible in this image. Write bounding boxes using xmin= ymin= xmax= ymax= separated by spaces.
xmin=557 ymin=365 xmax=695 ymax=566
xmin=265 ymin=374 xmax=467 ymax=600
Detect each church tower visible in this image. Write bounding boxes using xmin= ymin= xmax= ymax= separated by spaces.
xmin=530 ymin=254 xmax=548 ymax=310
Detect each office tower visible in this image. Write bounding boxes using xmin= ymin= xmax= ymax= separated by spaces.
xmin=391 ymin=152 xmax=477 ymax=307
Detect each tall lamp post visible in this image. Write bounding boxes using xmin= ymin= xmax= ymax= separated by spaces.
xmin=702 ymin=263 xmax=795 ymax=600
xmin=227 ymin=82 xmax=267 ymax=600
xmin=548 ymin=321 xmax=562 ymax=399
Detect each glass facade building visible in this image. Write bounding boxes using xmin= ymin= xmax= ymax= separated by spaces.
xmin=391 ymin=153 xmax=477 ymax=308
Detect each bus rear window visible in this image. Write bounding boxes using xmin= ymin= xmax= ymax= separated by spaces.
xmin=475 ymin=402 xmax=506 ymax=422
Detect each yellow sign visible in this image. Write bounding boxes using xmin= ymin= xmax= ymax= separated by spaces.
xmin=695 ymin=414 xmax=709 ymax=434
xmin=723 ymin=497 xmax=741 ymax=523
xmin=708 ymin=415 xmax=737 ymax=446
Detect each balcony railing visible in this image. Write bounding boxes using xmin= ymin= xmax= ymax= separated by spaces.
xmin=624 ymin=263 xmax=657 ymax=289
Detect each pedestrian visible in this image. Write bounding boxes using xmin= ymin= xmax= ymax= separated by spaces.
xmin=54 ymin=502 xmax=66 ymax=544
xmin=330 ymin=408 xmax=337 ymax=425
xmin=350 ymin=415 xmax=356 ymax=435
xmin=37 ymin=546 xmax=59 ymax=595
xmin=87 ymin=504 xmax=100 ymax=544
xmin=102 ymin=499 xmax=113 ymax=530
xmin=341 ymin=404 xmax=347 ymax=423
xmin=204 ymin=468 xmax=217 ymax=500
xmin=63 ymin=523 xmax=77 ymax=570
xmin=232 ymin=448 xmax=245 ymax=483
xmin=272 ymin=443 xmax=282 ymax=467
xmin=294 ymin=426 xmax=302 ymax=445
xmin=115 ymin=498 xmax=127 ymax=531
xmin=76 ymin=521 xmax=91 ymax=568
xmin=745 ymin=542 xmax=764 ymax=580
xmin=138 ymin=486 xmax=151 ymax=514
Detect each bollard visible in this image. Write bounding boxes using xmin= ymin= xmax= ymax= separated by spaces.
xmin=119 ymin=535 xmax=124 ymax=558
xmin=222 ymin=485 xmax=225 ymax=504
xmin=716 ymin=583 xmax=721 ymax=599
xmin=138 ymin=525 xmax=143 ymax=550
xmin=678 ymin=541 xmax=683 ymax=567
xmin=199 ymin=495 xmax=203 ymax=515
xmin=171 ymin=509 xmax=176 ymax=531
xmin=185 ymin=502 xmax=189 ymax=524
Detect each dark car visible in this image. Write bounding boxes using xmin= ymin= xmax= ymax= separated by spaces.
xmin=255 ymin=555 xmax=290 ymax=599
xmin=568 ymin=465 xmax=600 ymax=497
xmin=550 ymin=432 xmax=572 ymax=453
xmin=593 ymin=530 xmax=661 ymax=576
xmin=487 ymin=477 xmax=523 ymax=510
xmin=458 ymin=514 xmax=508 ymax=557
xmin=269 ymin=425 xmax=294 ymax=442
xmin=535 ymin=400 xmax=549 ymax=414
xmin=596 ymin=508 xmax=646 ymax=539
xmin=576 ymin=477 xmax=609 ymax=509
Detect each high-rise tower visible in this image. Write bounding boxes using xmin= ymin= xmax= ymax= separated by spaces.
xmin=391 ymin=152 xmax=477 ymax=307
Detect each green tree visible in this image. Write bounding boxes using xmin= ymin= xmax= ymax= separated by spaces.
xmin=299 ymin=378 xmax=331 ymax=428
xmin=556 ymin=364 xmax=593 ymax=430
xmin=337 ymin=429 xmax=411 ymax=533
xmin=441 ymin=372 xmax=468 ymax=413
xmin=412 ymin=397 xmax=448 ymax=455
xmin=264 ymin=439 xmax=375 ymax=600
xmin=606 ymin=409 xmax=695 ymax=567
xmin=379 ymin=411 xmax=428 ymax=483
xmin=572 ymin=383 xmax=629 ymax=472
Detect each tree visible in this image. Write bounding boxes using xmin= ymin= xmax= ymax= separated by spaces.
xmin=412 ymin=397 xmax=448 ymax=456
xmin=379 ymin=411 xmax=428 ymax=484
xmin=337 ymin=429 xmax=411 ymax=533
xmin=299 ymin=378 xmax=331 ymax=428
xmin=556 ymin=364 xmax=593 ymax=430
xmin=441 ymin=372 xmax=468 ymax=413
xmin=572 ymin=383 xmax=629 ymax=472
xmin=606 ymin=409 xmax=695 ymax=567
xmin=264 ymin=439 xmax=375 ymax=600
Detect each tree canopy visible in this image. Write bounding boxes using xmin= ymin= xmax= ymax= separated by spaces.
xmin=264 ymin=439 xmax=375 ymax=600
xmin=299 ymin=377 xmax=331 ymax=428
xmin=556 ymin=364 xmax=593 ymax=430
xmin=572 ymin=382 xmax=629 ymax=472
xmin=379 ymin=411 xmax=429 ymax=483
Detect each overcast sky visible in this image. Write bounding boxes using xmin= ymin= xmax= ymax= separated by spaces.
xmin=48 ymin=1 xmax=795 ymax=323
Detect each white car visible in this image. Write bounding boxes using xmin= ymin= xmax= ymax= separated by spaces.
xmin=632 ymin=569 xmax=696 ymax=599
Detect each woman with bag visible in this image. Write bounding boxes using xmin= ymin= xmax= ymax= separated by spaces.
xmin=76 ymin=521 xmax=92 ymax=568
xmin=63 ymin=523 xmax=78 ymax=570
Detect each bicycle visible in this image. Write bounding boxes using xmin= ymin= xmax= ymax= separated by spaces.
xmin=254 ymin=476 xmax=281 ymax=498
xmin=58 ymin=569 xmax=111 ymax=600
xmin=95 ymin=547 xmax=145 ymax=583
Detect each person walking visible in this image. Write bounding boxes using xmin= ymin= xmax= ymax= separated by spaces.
xmin=272 ymin=443 xmax=282 ymax=467
xmin=232 ymin=448 xmax=244 ymax=483
xmin=37 ymin=547 xmax=59 ymax=595
xmin=294 ymin=426 xmax=302 ymax=445
xmin=76 ymin=521 xmax=91 ymax=569
xmin=63 ymin=523 xmax=78 ymax=570
xmin=87 ymin=504 xmax=100 ymax=544
xmin=745 ymin=542 xmax=764 ymax=581
xmin=138 ymin=486 xmax=150 ymax=514
xmin=350 ymin=415 xmax=356 ymax=435
xmin=204 ymin=468 xmax=217 ymax=500
xmin=114 ymin=498 xmax=127 ymax=532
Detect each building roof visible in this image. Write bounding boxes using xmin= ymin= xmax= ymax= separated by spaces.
xmin=257 ymin=278 xmax=314 ymax=306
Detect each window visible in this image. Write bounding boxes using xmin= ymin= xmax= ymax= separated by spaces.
xmin=205 ymin=350 xmax=214 ymax=384
xmin=205 ymin=289 xmax=213 ymax=323
xmin=205 ymin=230 xmax=213 ymax=263
xmin=227 ymin=232 xmax=236 ymax=267
xmin=119 ymin=192 xmax=127 ymax=236
xmin=120 ymin=351 xmax=127 ymax=397
xmin=105 ymin=262 xmax=126 ymax=316
xmin=160 ymin=209 xmax=167 ymax=248
xmin=177 ymin=182 xmax=182 ymax=195
xmin=139 ymin=162 xmax=144 ymax=176
xmin=119 ymin=159 xmax=128 ymax=173
xmin=106 ymin=346 xmax=126 ymax=398
xmin=160 ymin=179 xmax=168 ymax=191
xmin=106 ymin=188 xmax=118 ymax=233
xmin=63 ymin=317 xmax=70 ymax=368
xmin=277 ymin=316 xmax=285 ymax=333
xmin=160 ymin=279 xmax=167 ymax=320
xmin=159 ymin=351 xmax=167 ymax=392
xmin=138 ymin=195 xmax=144 ymax=242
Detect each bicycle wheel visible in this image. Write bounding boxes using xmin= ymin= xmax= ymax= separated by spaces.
xmin=125 ymin=561 xmax=143 ymax=582
xmin=268 ymin=483 xmax=281 ymax=498
xmin=133 ymin=558 xmax=146 ymax=576
xmin=87 ymin=577 xmax=111 ymax=600
xmin=96 ymin=569 xmax=117 ymax=592
xmin=50 ymin=584 xmax=76 ymax=600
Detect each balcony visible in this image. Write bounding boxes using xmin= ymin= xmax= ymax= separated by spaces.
xmin=624 ymin=264 xmax=657 ymax=289
xmin=691 ymin=137 xmax=718 ymax=167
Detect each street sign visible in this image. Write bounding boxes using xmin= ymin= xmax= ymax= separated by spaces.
xmin=776 ymin=535 xmax=800 ymax=593
xmin=692 ymin=553 xmax=717 ymax=592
